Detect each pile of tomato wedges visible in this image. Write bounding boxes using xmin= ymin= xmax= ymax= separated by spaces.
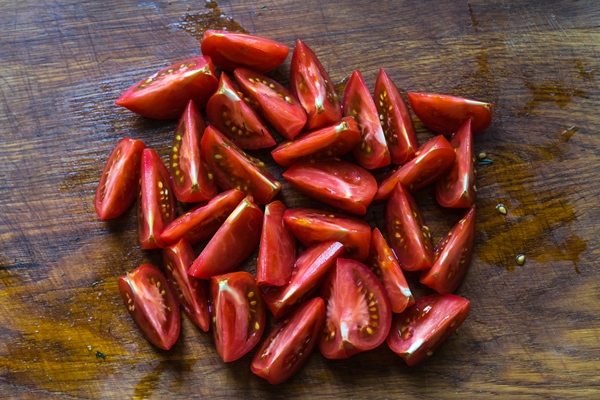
xmin=95 ymin=30 xmax=493 ymax=384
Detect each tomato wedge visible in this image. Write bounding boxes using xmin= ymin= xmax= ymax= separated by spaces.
xmin=95 ymin=137 xmax=145 ymax=220
xmin=201 ymin=126 xmax=281 ymax=204
xmin=138 ymin=149 xmax=176 ymax=249
xmin=188 ymin=196 xmax=263 ymax=279
xmin=234 ymin=68 xmax=307 ymax=140
xmin=115 ymin=56 xmax=217 ymax=119
xmin=200 ymin=30 xmax=289 ymax=73
xmin=366 ymin=228 xmax=414 ymax=313
xmin=257 ymin=201 xmax=297 ymax=287
xmin=375 ymin=135 xmax=456 ymax=200
xmin=344 ymin=70 xmax=390 ymax=170
xmin=209 ymin=271 xmax=266 ymax=362
xmin=386 ymin=183 xmax=434 ymax=271
xmin=271 ymin=117 xmax=360 ymax=167
xmin=118 ymin=264 xmax=180 ymax=350
xmin=163 ymin=239 xmax=210 ymax=332
xmin=206 ymin=73 xmax=276 ymax=149
xmin=436 ymin=120 xmax=476 ymax=208
xmin=290 ymin=39 xmax=342 ymax=130
xmin=387 ymin=294 xmax=470 ymax=366
xmin=407 ymin=92 xmax=493 ymax=135
xmin=262 ymin=241 xmax=344 ymax=318
xmin=282 ymin=159 xmax=377 ymax=215
xmin=374 ymin=68 xmax=419 ymax=165
xmin=319 ymin=258 xmax=392 ymax=359
xmin=251 ymin=297 xmax=326 ymax=385
xmin=421 ymin=207 xmax=476 ymax=294
xmin=283 ymin=209 xmax=371 ymax=261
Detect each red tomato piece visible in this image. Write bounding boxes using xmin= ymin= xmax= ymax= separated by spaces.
xmin=163 ymin=239 xmax=210 ymax=332
xmin=344 ymin=70 xmax=390 ymax=170
xmin=421 ymin=207 xmax=476 ymax=294
xmin=387 ymin=294 xmax=470 ymax=366
xmin=319 ymin=258 xmax=392 ymax=359
xmin=95 ymin=137 xmax=145 ymax=220
xmin=188 ymin=196 xmax=263 ymax=279
xmin=283 ymin=209 xmax=371 ymax=261
xmin=375 ymin=135 xmax=456 ymax=200
xmin=257 ymin=201 xmax=297 ymax=287
xmin=201 ymin=126 xmax=281 ymax=204
xmin=407 ymin=92 xmax=493 ymax=135
xmin=115 ymin=56 xmax=217 ymax=119
xmin=138 ymin=149 xmax=176 ymax=249
xmin=374 ymin=68 xmax=419 ymax=165
xmin=251 ymin=297 xmax=326 ymax=385
xmin=200 ymin=30 xmax=289 ymax=73
xmin=271 ymin=117 xmax=360 ymax=167
xmin=282 ymin=159 xmax=377 ymax=215
xmin=209 ymin=271 xmax=266 ymax=362
xmin=118 ymin=264 xmax=180 ymax=350
xmin=290 ymin=39 xmax=342 ymax=130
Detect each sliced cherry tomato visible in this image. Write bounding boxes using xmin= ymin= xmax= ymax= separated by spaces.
xmin=138 ymin=149 xmax=176 ymax=249
xmin=160 ymin=189 xmax=245 ymax=245
xmin=95 ymin=137 xmax=145 ymax=220
xmin=163 ymin=239 xmax=210 ymax=332
xmin=386 ymin=183 xmax=434 ymax=271
xmin=257 ymin=201 xmax=297 ymax=287
xmin=374 ymin=68 xmax=419 ymax=165
xmin=200 ymin=30 xmax=289 ymax=73
xmin=366 ymin=228 xmax=414 ymax=313
xmin=436 ymin=120 xmax=476 ymax=208
xmin=387 ymin=294 xmax=470 ymax=366
xmin=319 ymin=258 xmax=392 ymax=359
xmin=262 ymin=241 xmax=344 ymax=319
xmin=201 ymin=126 xmax=281 ymax=204
xmin=210 ymin=271 xmax=266 ymax=362
xmin=234 ymin=68 xmax=307 ymax=140
xmin=421 ymin=207 xmax=476 ymax=294
xmin=407 ymin=92 xmax=493 ymax=135
xmin=206 ymin=73 xmax=276 ymax=149
xmin=118 ymin=264 xmax=180 ymax=350
xmin=271 ymin=117 xmax=360 ymax=167
xmin=290 ymin=39 xmax=342 ymax=130
xmin=344 ymin=70 xmax=390 ymax=170
xmin=115 ymin=56 xmax=217 ymax=119
xmin=375 ymin=135 xmax=456 ymax=200
xmin=282 ymin=159 xmax=377 ymax=215
xmin=188 ymin=196 xmax=263 ymax=279
xmin=283 ymin=209 xmax=371 ymax=261
xmin=251 ymin=297 xmax=326 ymax=385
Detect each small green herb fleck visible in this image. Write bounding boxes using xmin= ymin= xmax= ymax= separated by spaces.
xmin=49 ymin=377 xmax=53 ymax=381
xmin=96 ymin=350 xmax=106 ymax=360
xmin=516 ymin=254 xmax=526 ymax=266
xmin=478 ymin=158 xmax=493 ymax=165
xmin=91 ymin=281 xmax=100 ymax=287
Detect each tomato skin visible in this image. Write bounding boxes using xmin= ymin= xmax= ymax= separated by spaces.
xmin=257 ymin=201 xmax=297 ymax=287
xmin=420 ymin=207 xmax=476 ymax=294
xmin=209 ymin=271 xmax=266 ymax=362
xmin=95 ymin=137 xmax=146 ymax=220
xmin=386 ymin=183 xmax=434 ymax=271
xmin=344 ymin=70 xmax=390 ymax=170
xmin=271 ymin=117 xmax=360 ymax=167
xmin=251 ymin=297 xmax=326 ymax=385
xmin=118 ymin=264 xmax=180 ymax=350
xmin=319 ymin=258 xmax=392 ymax=359
xmin=407 ymin=92 xmax=493 ymax=135
xmin=115 ymin=56 xmax=217 ymax=119
xmin=282 ymin=159 xmax=377 ymax=215
xmin=290 ymin=39 xmax=342 ymax=130
xmin=163 ymin=239 xmax=210 ymax=332
xmin=200 ymin=30 xmax=289 ymax=73
xmin=387 ymin=294 xmax=470 ymax=366
xmin=374 ymin=68 xmax=419 ymax=165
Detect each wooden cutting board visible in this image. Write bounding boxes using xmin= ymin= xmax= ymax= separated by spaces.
xmin=1 ymin=0 xmax=599 ymax=398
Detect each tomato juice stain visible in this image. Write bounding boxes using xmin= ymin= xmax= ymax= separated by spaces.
xmin=467 ymin=2 xmax=479 ymax=33
xmin=519 ymin=80 xmax=585 ymax=116
xmin=333 ymin=76 xmax=349 ymax=97
xmin=575 ymin=61 xmax=598 ymax=80
xmin=559 ymin=126 xmax=578 ymax=142
xmin=175 ymin=0 xmax=248 ymax=42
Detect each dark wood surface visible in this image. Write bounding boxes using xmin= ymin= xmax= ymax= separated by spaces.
xmin=1 ymin=0 xmax=599 ymax=398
